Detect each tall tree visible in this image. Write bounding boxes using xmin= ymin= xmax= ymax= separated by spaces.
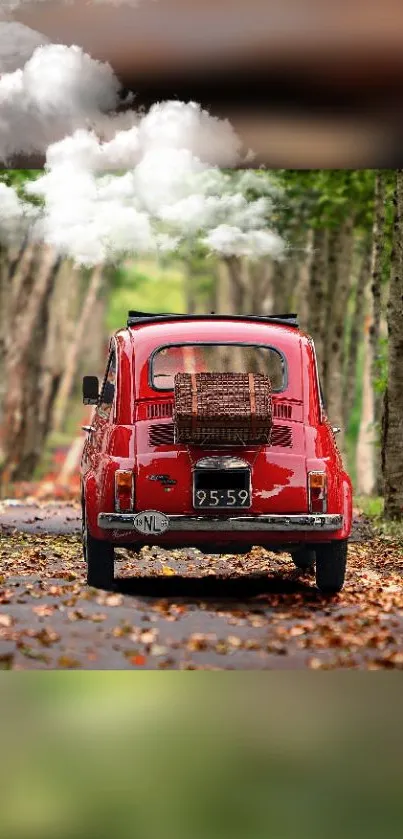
xmin=323 ymin=217 xmax=355 ymax=454
xmin=0 ymin=244 xmax=62 ymax=488
xmin=52 ymin=263 xmax=105 ymax=433
xmin=356 ymin=295 xmax=376 ymax=495
xmin=382 ymin=170 xmax=403 ymax=519
xmin=306 ymin=227 xmax=328 ymax=376
xmin=344 ymin=235 xmax=371 ymax=428
xmin=369 ymin=172 xmax=386 ymax=373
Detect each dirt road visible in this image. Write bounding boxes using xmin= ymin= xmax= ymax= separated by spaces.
xmin=0 ymin=501 xmax=402 ymax=669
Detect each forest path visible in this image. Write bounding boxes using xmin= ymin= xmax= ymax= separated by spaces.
xmin=0 ymin=502 xmax=402 ymax=670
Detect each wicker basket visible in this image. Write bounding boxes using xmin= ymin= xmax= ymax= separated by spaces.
xmin=173 ymin=372 xmax=272 ymax=445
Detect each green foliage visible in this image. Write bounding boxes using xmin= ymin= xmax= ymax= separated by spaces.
xmin=0 ymin=169 xmax=41 ymax=190
xmin=373 ymin=337 xmax=388 ymax=396
xmin=356 ymin=494 xmax=403 ymax=542
xmin=274 ymin=169 xmax=379 ymax=238
xmin=0 ymin=169 xmax=43 ymax=206
xmin=355 ymin=495 xmax=384 ymax=518
xmin=1 ymin=678 xmax=403 ymax=838
xmin=378 ymin=171 xmax=396 ymax=288
xmin=106 ymin=259 xmax=186 ymax=330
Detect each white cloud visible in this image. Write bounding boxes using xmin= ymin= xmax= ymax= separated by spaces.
xmin=22 ymin=125 xmax=284 ymax=264
xmin=136 ymin=100 xmax=242 ymax=169
xmin=0 ymin=22 xmax=50 ymax=73
xmin=0 ymin=34 xmax=241 ymax=166
xmin=202 ymin=226 xmax=286 ymax=259
xmin=0 ymin=32 xmax=285 ymax=264
xmin=0 ymin=42 xmax=120 ymax=162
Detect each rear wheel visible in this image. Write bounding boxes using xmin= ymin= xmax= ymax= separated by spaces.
xmin=315 ymin=540 xmax=348 ymax=594
xmin=290 ymin=547 xmax=316 ymax=570
xmin=82 ymin=505 xmax=115 ymax=590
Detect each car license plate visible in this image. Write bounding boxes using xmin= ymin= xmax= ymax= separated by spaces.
xmin=194 ymin=488 xmax=251 ymax=508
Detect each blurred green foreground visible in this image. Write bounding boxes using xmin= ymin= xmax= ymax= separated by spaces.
xmin=0 ymin=675 xmax=402 ymax=839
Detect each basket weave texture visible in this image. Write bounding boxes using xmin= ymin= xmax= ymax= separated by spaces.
xmin=173 ymin=372 xmax=272 ymax=444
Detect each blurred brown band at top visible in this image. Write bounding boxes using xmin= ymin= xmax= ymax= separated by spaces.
xmin=6 ymin=114 xmax=394 ymax=170
xmin=6 ymin=0 xmax=403 ymax=167
xmin=12 ymin=0 xmax=403 ymax=78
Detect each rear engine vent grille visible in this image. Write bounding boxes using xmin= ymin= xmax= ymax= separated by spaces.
xmin=147 ymin=402 xmax=173 ymax=419
xmin=273 ymin=403 xmax=293 ymax=419
xmin=149 ymin=422 xmax=175 ymax=446
xmin=271 ymin=425 xmax=292 ymax=447
xmin=148 ymin=422 xmax=292 ymax=448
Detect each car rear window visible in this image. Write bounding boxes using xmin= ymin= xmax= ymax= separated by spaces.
xmin=151 ymin=343 xmax=286 ymax=392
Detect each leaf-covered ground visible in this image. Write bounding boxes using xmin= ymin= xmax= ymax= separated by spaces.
xmin=0 ymin=502 xmax=402 ymax=669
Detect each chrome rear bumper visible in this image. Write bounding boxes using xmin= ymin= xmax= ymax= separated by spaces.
xmin=98 ymin=513 xmax=343 ymax=533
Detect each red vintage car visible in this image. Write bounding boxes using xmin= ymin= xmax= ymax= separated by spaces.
xmin=81 ymin=312 xmax=352 ymax=593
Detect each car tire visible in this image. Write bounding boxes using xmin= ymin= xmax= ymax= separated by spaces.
xmin=290 ymin=548 xmax=316 ymax=570
xmin=82 ymin=506 xmax=115 ymax=590
xmin=315 ymin=539 xmax=348 ymax=594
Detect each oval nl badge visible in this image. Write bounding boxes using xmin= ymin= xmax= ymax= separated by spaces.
xmin=133 ymin=510 xmax=169 ymax=536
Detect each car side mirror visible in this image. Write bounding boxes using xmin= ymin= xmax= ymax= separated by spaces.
xmin=83 ymin=376 xmax=99 ymax=405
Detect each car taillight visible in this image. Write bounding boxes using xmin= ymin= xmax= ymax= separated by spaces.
xmin=308 ymin=471 xmax=327 ymax=513
xmin=115 ymin=470 xmax=134 ymax=512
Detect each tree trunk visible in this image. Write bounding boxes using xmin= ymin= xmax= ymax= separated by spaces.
xmin=369 ymin=172 xmax=387 ymax=495
xmin=38 ymin=260 xmax=79 ymax=451
xmin=215 ymin=260 xmax=233 ymax=315
xmin=356 ymin=296 xmax=376 ymax=495
xmin=296 ymin=229 xmax=314 ymax=333
xmin=323 ymin=218 xmax=355 ymax=456
xmin=382 ymin=170 xmax=403 ymax=519
xmin=307 ymin=227 xmax=328 ymax=382
xmin=224 ymin=256 xmax=245 ymax=314
xmin=52 ymin=263 xmax=104 ymax=433
xmin=185 ymin=262 xmax=197 ymax=314
xmin=240 ymin=257 xmax=254 ymax=315
xmin=57 ymin=435 xmax=85 ymax=489
xmin=214 ymin=259 xmax=237 ymax=370
xmin=378 ymin=292 xmax=388 ymax=494
xmin=83 ymin=294 xmax=107 ymax=377
xmin=0 ymin=245 xmax=61 ymax=489
xmin=218 ymin=255 xmax=283 ymax=318
xmin=0 ymin=245 xmax=9 ymax=428
xmin=343 ymin=238 xmax=371 ymax=427
xmin=0 ymin=240 xmax=37 ymax=423
xmin=369 ymin=171 xmax=386 ymax=378
xmin=1 ymin=242 xmax=37 ymax=468
xmin=251 ymin=259 xmax=274 ymax=315
xmin=272 ymin=257 xmax=297 ymax=317
xmin=322 ymin=227 xmax=339 ymax=393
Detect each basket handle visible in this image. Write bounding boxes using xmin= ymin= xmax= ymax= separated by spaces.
xmin=248 ymin=373 xmax=256 ymax=432
xmin=248 ymin=373 xmax=256 ymax=415
xmin=191 ymin=373 xmax=198 ymax=432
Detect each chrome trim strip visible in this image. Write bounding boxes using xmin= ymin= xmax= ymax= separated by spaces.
xmin=195 ymin=456 xmax=249 ymax=470
xmin=98 ymin=512 xmax=343 ymax=533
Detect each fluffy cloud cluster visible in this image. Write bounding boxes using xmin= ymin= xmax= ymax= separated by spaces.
xmin=0 ymin=41 xmax=121 ymax=161
xmin=0 ymin=22 xmax=50 ymax=74
xmin=0 ymin=28 xmax=285 ymax=265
